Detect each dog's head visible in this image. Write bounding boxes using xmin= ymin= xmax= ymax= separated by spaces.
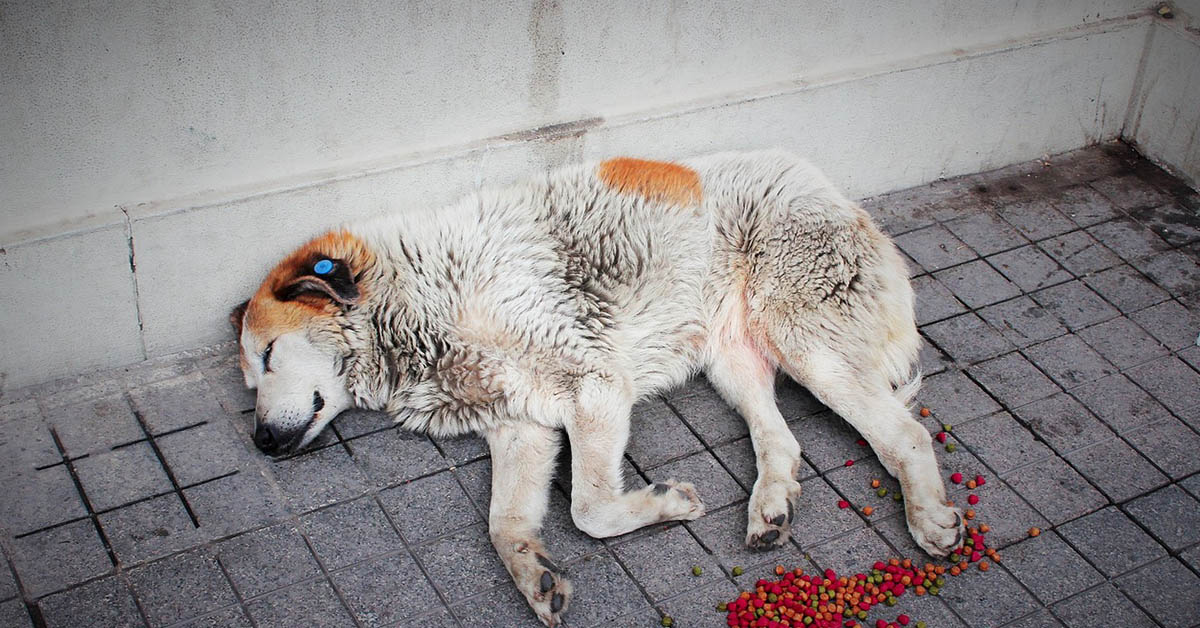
xmin=231 ymin=230 xmax=373 ymax=456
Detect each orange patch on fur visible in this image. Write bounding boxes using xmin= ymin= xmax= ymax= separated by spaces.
xmin=597 ymin=157 xmax=702 ymax=206
xmin=242 ymin=230 xmax=374 ymax=347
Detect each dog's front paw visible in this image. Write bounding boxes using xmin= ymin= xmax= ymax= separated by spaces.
xmin=648 ymin=480 xmax=706 ymax=522
xmin=513 ymin=550 xmax=572 ymax=627
xmin=907 ymin=502 xmax=965 ymax=558
xmin=745 ymin=477 xmax=802 ymax=550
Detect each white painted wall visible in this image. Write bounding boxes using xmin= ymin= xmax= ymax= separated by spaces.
xmin=3 ymin=0 xmax=1192 ymax=393
xmin=1126 ymin=9 xmax=1200 ymax=186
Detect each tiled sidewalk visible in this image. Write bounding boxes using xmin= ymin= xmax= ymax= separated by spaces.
xmin=2 ymin=143 xmax=1199 ymax=628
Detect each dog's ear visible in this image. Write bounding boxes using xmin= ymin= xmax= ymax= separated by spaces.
xmin=275 ymin=257 xmax=360 ymax=306
xmin=229 ymin=300 xmax=249 ymax=340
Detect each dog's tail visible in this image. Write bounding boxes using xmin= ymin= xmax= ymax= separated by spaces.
xmin=892 ymin=369 xmax=923 ymax=410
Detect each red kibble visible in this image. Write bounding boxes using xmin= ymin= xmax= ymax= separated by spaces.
xmin=857 ymin=438 xmax=868 ymax=446
xmin=935 ymin=432 xmax=948 ymax=443
xmin=970 ymin=551 xmax=982 ymax=562
xmin=838 ymin=500 xmax=850 ymax=509
xmin=845 ymin=459 xmax=855 ymax=467
xmin=967 ymin=494 xmax=980 ymax=505
xmin=975 ymin=475 xmax=986 ymax=486
xmin=897 ymin=615 xmax=911 ymax=626
xmin=950 ymin=472 xmax=963 ymax=484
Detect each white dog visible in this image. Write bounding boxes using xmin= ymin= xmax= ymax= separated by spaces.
xmin=230 ymin=151 xmax=963 ymax=626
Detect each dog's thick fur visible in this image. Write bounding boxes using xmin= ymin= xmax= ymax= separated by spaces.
xmin=231 ymin=150 xmax=963 ymax=626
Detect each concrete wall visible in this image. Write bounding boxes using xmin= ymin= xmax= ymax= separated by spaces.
xmin=1126 ymin=5 xmax=1200 ymax=187
xmin=0 ymin=1 xmax=1180 ymax=392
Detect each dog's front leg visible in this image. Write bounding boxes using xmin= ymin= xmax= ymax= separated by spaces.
xmin=486 ymin=422 xmax=571 ymax=627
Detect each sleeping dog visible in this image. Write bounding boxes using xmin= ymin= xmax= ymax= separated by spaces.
xmin=230 ymin=151 xmax=963 ymax=626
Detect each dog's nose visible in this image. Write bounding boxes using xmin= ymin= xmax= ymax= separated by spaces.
xmin=253 ymin=423 xmax=280 ymax=453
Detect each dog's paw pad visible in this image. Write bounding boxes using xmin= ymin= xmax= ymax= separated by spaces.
xmin=908 ymin=504 xmax=965 ymax=558
xmin=745 ymin=478 xmax=801 ymax=551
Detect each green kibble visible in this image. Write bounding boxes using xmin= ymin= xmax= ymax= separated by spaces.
xmin=692 ymin=565 xmax=703 ymax=576
xmin=803 ymin=616 xmax=813 ymax=625
xmin=950 ymin=552 xmax=960 ymax=562
xmin=756 ymin=608 xmax=765 ymax=617
xmin=929 ymin=586 xmax=940 ymax=595
xmin=858 ymin=610 xmax=868 ymax=620
xmin=661 ymin=617 xmax=673 ymax=627
xmin=893 ymin=493 xmax=903 ymax=502
xmin=732 ymin=566 xmax=744 ymax=576
xmin=886 ymin=596 xmax=897 ymax=606
xmin=923 ymin=578 xmax=933 ymax=588
xmin=768 ymin=593 xmax=778 ymax=603
xmin=942 ymin=423 xmax=953 ymax=432
xmin=917 ymin=623 xmax=927 ymax=628
xmin=945 ymin=442 xmax=957 ymax=453
xmin=717 ymin=602 xmax=728 ymax=612
xmin=876 ymin=488 xmax=888 ymax=497
xmin=936 ymin=577 xmax=946 ymax=587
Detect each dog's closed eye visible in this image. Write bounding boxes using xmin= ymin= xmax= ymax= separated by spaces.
xmin=262 ymin=340 xmax=275 ymax=372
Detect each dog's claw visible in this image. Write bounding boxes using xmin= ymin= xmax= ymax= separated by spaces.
xmin=746 ymin=476 xmax=802 ymax=551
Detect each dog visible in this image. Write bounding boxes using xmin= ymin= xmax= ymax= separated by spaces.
xmin=230 ymin=150 xmax=963 ymax=626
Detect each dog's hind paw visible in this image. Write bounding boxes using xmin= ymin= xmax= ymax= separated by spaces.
xmin=908 ymin=502 xmax=965 ymax=558
xmin=513 ymin=551 xmax=572 ymax=627
xmin=745 ymin=477 xmax=802 ymax=551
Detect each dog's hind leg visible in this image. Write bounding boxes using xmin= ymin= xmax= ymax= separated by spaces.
xmin=486 ymin=422 xmax=571 ymax=627
xmin=705 ymin=336 xmax=804 ymax=550
xmin=780 ymin=347 xmax=965 ymax=558
xmin=564 ymin=372 xmax=706 ymax=538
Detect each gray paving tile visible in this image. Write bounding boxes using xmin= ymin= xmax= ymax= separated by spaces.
xmin=218 ymin=523 xmax=321 ymax=599
xmin=1075 ymin=316 xmax=1169 ymax=369
xmin=559 ymin=551 xmax=652 ymax=628
xmin=47 ymin=394 xmax=144 ymax=457
xmin=978 ymin=296 xmax=1069 ymax=348
xmin=1179 ymin=344 xmax=1200 ymax=371
xmin=185 ymin=470 xmax=289 ymax=537
xmin=824 ymin=456 xmax=904 ymax=518
xmin=379 ymin=470 xmax=481 ymax=545
xmin=388 ymin=608 xmax=457 ymax=628
xmin=1082 ymin=264 xmax=1172 ymax=314
xmin=787 ymin=477 xmax=865 ymax=549
xmin=174 ymin=606 xmax=253 ymax=628
xmin=0 ymin=558 xmax=16 ymax=600
xmin=156 ymin=421 xmax=255 ymax=487
xmin=805 ymin=526 xmax=894 ymax=577
xmin=912 ymin=370 xmax=1001 ymax=428
xmin=918 ymin=338 xmax=954 ymax=376
xmin=956 ymin=478 xmax=1050 ymax=548
xmin=996 ymin=610 xmax=1063 ymax=628
xmin=331 ymin=408 xmax=391 ymax=439
xmin=939 ymin=551 xmax=1040 ymax=627
xmin=98 ymin=493 xmax=206 ymax=565
xmin=655 ymin=578 xmax=739 ymax=628
xmin=609 ymin=525 xmax=722 ymax=602
xmin=0 ymin=464 xmax=87 ymax=535
xmin=1015 ymin=393 xmax=1115 ymax=454
xmin=128 ymin=372 xmax=226 ymax=435
xmin=1123 ymin=484 xmax=1200 ymax=552
xmin=1065 ymin=437 xmax=1168 ymax=503
xmin=934 ymin=434 xmax=993 ymax=490
xmin=883 ymin=594 xmax=969 ymax=628
xmin=1087 ymin=219 xmax=1173 ymax=262
xmin=1091 ymin=174 xmax=1173 ymax=211
xmin=1129 ymin=299 xmax=1200 ymax=351
xmin=860 ymin=190 xmax=937 ymax=236
xmin=998 ymin=198 xmax=1078 ymax=240
xmin=38 ymin=575 xmax=145 ymax=628
xmin=1039 ymin=229 xmax=1123 ymax=276
xmin=1000 ymin=532 xmax=1103 ymax=604
xmin=1052 ymin=583 xmax=1156 ymax=628
xmin=788 ymin=410 xmax=868 ymax=472
xmin=775 ymin=377 xmax=828 ymax=421
xmin=1031 ymin=281 xmax=1120 ymax=331
xmin=710 ymin=438 xmax=757 ymax=491
xmin=302 ymin=497 xmax=403 ymax=570
xmin=0 ymin=399 xmax=59 ymax=473
xmin=429 ymin=431 xmax=489 ymax=465
xmin=1126 ymin=417 xmax=1200 ymax=479
xmin=541 ymin=488 xmax=606 ymax=564
xmin=923 ymin=313 xmax=1015 ymax=365
xmin=447 ymin=581 xmax=538 ymax=628
xmin=244 ymin=577 xmax=356 ymax=628
xmin=1057 ymin=506 xmax=1166 ymax=577
xmin=1125 ymin=356 xmax=1200 ymax=416
xmin=625 ymin=398 xmax=704 ymax=470
xmin=0 ymin=599 xmax=32 ymax=628
xmin=1181 ymin=472 xmax=1200 ymax=500
xmin=349 ymin=426 xmax=449 ymax=488
xmin=414 ymin=523 xmax=509 ymax=600
xmin=894 ymin=224 xmax=977 ymax=272
xmin=74 ymin=443 xmax=173 ymax=512
xmin=1113 ymin=557 xmax=1200 ymax=628
xmin=1053 ymin=147 xmax=1131 ymax=184
xmin=1053 ymin=184 xmax=1124 ymax=227
xmin=933 ymin=259 xmax=1022 ymax=308
xmin=266 ymin=445 xmax=372 ymax=513
xmin=912 ymin=275 xmax=968 ymax=325
xmin=988 ymin=245 xmax=1073 ymax=292
xmin=1180 ymin=544 xmax=1200 ymax=572
xmin=970 ymin=352 xmax=1061 ymax=409
xmin=9 ymin=519 xmax=112 ymax=597
xmin=1002 ymin=455 xmax=1105 ymax=527
xmin=127 ymin=549 xmax=237 ymax=627
xmin=646 ymin=450 xmax=747 ymax=511
xmin=943 ymin=210 xmax=1028 ymax=256
xmin=1137 ymin=249 xmax=1200 ymax=297
xmin=953 ymin=411 xmax=1054 ymax=474
xmin=331 ymin=551 xmax=440 ymax=627
xmin=1069 ymin=374 xmax=1172 ymax=434
xmin=198 ymin=353 xmax=257 ymax=415
xmin=1127 ymin=199 xmax=1200 ymax=247
xmin=686 ymin=504 xmax=803 ymax=573
xmin=665 ymin=379 xmax=747 ymax=446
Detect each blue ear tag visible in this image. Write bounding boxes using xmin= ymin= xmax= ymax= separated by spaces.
xmin=313 ymin=259 xmax=334 ymax=275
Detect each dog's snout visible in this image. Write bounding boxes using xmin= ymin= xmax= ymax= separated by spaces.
xmin=312 ymin=390 xmax=325 ymax=413
xmin=253 ymin=422 xmax=280 ymax=453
